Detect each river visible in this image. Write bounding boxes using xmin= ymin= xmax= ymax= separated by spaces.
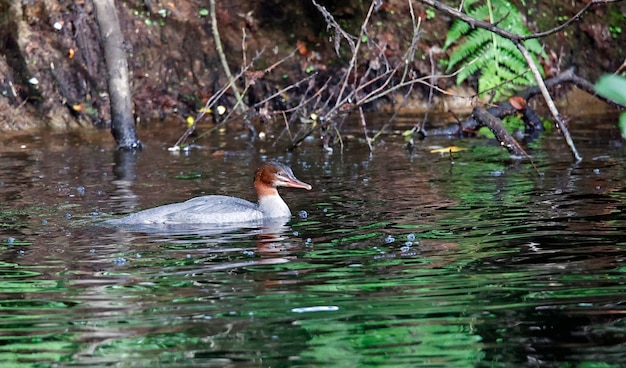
xmin=1 ymin=117 xmax=625 ymax=367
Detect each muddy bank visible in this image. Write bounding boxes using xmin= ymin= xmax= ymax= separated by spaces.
xmin=0 ymin=0 xmax=624 ymax=132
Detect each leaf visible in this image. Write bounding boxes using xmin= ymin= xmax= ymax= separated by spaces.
xmin=509 ymin=96 xmax=526 ymax=110
xmin=430 ymin=146 xmax=468 ymax=153
xmin=595 ymin=74 xmax=626 ymax=105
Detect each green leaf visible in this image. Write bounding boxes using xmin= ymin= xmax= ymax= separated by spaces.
xmin=595 ymin=74 xmax=626 ymax=105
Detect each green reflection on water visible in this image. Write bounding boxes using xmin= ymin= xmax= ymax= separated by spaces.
xmin=296 ymin=315 xmax=484 ymax=366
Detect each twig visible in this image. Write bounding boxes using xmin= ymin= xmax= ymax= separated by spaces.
xmin=516 ymin=41 xmax=581 ymax=161
xmin=210 ymin=0 xmax=246 ymax=113
xmin=253 ymin=73 xmax=317 ymax=109
xmin=311 ymin=0 xmax=357 ymax=55
xmin=418 ymin=0 xmax=619 ymax=42
xmin=358 ymin=106 xmax=373 ymax=151
xmin=339 ymin=0 xmax=377 ymax=105
xmin=417 ymin=48 xmax=436 ymax=133
xmin=519 ymin=0 xmax=623 ymax=41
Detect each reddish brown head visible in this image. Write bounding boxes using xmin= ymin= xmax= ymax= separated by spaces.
xmin=254 ymin=162 xmax=311 ymax=198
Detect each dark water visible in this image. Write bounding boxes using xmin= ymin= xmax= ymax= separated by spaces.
xmin=1 ymin=120 xmax=625 ymax=367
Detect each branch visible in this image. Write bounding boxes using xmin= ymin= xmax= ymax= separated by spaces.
xmin=210 ymin=0 xmax=246 ymax=113
xmin=472 ymin=106 xmax=527 ymax=157
xmin=520 ymin=0 xmax=624 ymax=41
xmin=515 ymin=41 xmax=581 ymax=161
xmin=418 ymin=0 xmax=621 ymax=42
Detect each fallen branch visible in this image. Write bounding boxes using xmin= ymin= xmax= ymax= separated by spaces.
xmin=472 ymin=106 xmax=527 ymax=157
xmin=424 ymin=68 xmax=612 ymax=138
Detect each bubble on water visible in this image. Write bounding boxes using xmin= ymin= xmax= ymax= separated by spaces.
xmin=7 ymin=237 xmax=15 ymax=244
xmin=76 ymin=186 xmax=86 ymax=196
xmin=65 ymin=213 xmax=72 ymax=220
xmin=113 ymin=257 xmax=127 ymax=265
xmin=407 ymin=233 xmax=415 ymax=241
xmin=385 ymin=235 xmax=395 ymax=244
xmin=293 ymin=231 xmax=299 ymax=236
xmin=299 ymin=210 xmax=308 ymax=219
xmin=593 ymin=168 xmax=600 ymax=175
xmin=41 ymin=219 xmax=48 ymax=225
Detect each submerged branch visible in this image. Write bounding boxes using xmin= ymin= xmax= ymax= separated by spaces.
xmin=472 ymin=106 xmax=527 ymax=157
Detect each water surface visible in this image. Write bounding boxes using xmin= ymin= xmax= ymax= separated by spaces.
xmin=1 ymin=120 xmax=625 ymax=367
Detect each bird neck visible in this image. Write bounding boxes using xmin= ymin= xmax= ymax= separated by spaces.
xmin=257 ymin=189 xmax=291 ymax=218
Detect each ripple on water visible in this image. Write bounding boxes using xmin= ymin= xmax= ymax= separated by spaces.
xmin=2 ymin=126 xmax=626 ymax=366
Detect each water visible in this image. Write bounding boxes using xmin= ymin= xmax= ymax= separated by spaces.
xmin=1 ymin=120 xmax=625 ymax=367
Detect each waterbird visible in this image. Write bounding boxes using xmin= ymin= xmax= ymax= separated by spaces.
xmin=104 ymin=161 xmax=311 ymax=226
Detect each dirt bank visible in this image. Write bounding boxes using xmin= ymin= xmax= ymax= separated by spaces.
xmin=0 ymin=0 xmax=624 ymax=132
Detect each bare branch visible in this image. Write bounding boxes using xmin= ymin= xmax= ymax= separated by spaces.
xmin=210 ymin=0 xmax=246 ymax=113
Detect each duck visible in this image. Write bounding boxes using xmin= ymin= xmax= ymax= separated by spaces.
xmin=104 ymin=161 xmax=311 ymax=226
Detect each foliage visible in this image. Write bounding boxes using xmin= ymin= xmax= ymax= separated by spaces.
xmin=444 ymin=0 xmax=546 ymax=101
xmin=594 ymin=74 xmax=626 ymax=140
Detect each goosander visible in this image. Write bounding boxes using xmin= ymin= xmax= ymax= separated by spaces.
xmin=105 ymin=161 xmax=311 ymax=226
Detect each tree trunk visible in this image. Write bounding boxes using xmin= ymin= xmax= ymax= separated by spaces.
xmin=93 ymin=0 xmax=141 ymax=150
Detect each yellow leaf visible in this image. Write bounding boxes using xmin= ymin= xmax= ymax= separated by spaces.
xmin=429 ymin=146 xmax=467 ymax=154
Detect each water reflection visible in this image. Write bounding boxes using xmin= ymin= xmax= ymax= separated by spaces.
xmin=1 ymin=122 xmax=625 ymax=366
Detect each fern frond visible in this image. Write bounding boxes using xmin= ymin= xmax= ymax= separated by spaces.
xmin=444 ymin=21 xmax=471 ymax=49
xmin=467 ymin=4 xmax=492 ymax=21
xmin=447 ymin=29 xmax=491 ymax=71
xmin=523 ymin=38 xmax=544 ymax=55
xmin=444 ymin=0 xmax=547 ymax=101
xmin=456 ymin=51 xmax=491 ymax=85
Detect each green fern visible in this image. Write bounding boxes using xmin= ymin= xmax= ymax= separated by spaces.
xmin=444 ymin=0 xmax=546 ymax=101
